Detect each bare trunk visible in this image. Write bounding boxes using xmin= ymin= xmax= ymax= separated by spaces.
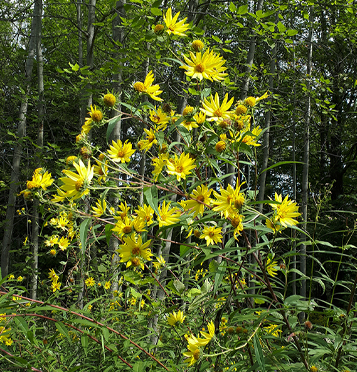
xmin=300 ymin=8 xmax=313 ymax=317
xmin=31 ymin=0 xmax=44 ymax=299
xmin=1 ymin=0 xmax=39 ymax=278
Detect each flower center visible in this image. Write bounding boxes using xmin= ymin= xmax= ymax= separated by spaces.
xmin=208 ymin=231 xmax=215 ymax=238
xmin=133 ymin=82 xmax=145 ymax=92
xmin=131 ymin=257 xmax=140 ymax=267
xmin=193 ymin=349 xmax=200 ymax=360
xmin=132 ymin=247 xmax=141 ymax=256
xmin=75 ymin=180 xmax=84 ymax=191
xmin=231 ymin=217 xmax=241 ymax=228
xmin=213 ymin=108 xmax=223 ymax=117
xmin=195 ymin=63 xmax=205 ymax=73
xmin=117 ymin=150 xmax=125 ymax=158
xmin=176 ymin=165 xmax=184 ymax=173
xmin=196 ymin=195 xmax=205 ymax=203
xmin=123 ymin=226 xmax=132 ymax=234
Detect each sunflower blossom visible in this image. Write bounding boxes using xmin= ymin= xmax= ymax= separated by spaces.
xmin=200 ymin=226 xmax=223 ymax=246
xmin=107 ymin=139 xmax=135 ymax=163
xmin=92 ymin=199 xmax=107 ymax=217
xmin=166 ymin=152 xmax=196 ymax=181
xmin=157 ymin=201 xmax=181 ymax=227
xmin=150 ymin=107 xmax=170 ymax=131
xmin=138 ymin=128 xmax=157 ymax=152
xmin=135 ymin=204 xmax=155 ymax=226
xmin=181 ymin=48 xmax=227 ymax=81
xmin=181 ymin=185 xmax=212 ymax=218
xmin=117 ymin=233 xmax=152 ymax=270
xmin=167 ymin=310 xmax=186 ymax=326
xmin=133 ymin=71 xmax=163 ymax=101
xmin=212 ymin=183 xmax=245 ymax=218
xmin=59 ymin=160 xmax=94 ymax=200
xmin=201 ymin=93 xmax=234 ymax=124
xmin=26 ymin=168 xmax=54 ymax=190
xmin=199 ymin=321 xmax=215 ymax=345
xmin=266 ymin=257 xmax=279 ymax=277
xmin=183 ymin=343 xmax=200 ymax=366
xmin=163 ymin=8 xmax=190 ymax=37
xmin=237 ymin=122 xmax=263 ymax=147
xmin=269 ymin=193 xmax=301 ymax=228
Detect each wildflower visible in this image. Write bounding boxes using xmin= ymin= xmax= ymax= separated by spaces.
xmin=135 ymin=204 xmax=155 ymax=226
xmin=8 ymin=274 xmax=14 ymax=280
xmin=57 ymin=237 xmax=69 ymax=251
xmin=107 ymin=139 xmax=135 ymax=163
xmin=163 ymin=8 xmax=190 ymax=37
xmin=49 ymin=249 xmax=57 ymax=256
xmin=215 ymin=140 xmax=226 ymax=153
xmin=238 ymin=122 xmax=263 ymax=146
xmin=85 ymin=277 xmax=95 ymax=287
xmin=200 ymin=226 xmax=223 ymax=246
xmin=59 ymin=159 xmax=94 ymax=200
xmin=66 ymin=156 xmax=77 ymax=165
xmin=103 ymin=93 xmax=116 ymax=107
xmin=183 ymin=343 xmax=200 ymax=366
xmin=181 ymin=119 xmax=198 ymax=131
xmin=181 ymin=49 xmax=227 ymax=82
xmin=266 ymin=258 xmax=278 ymax=277
xmin=157 ymin=201 xmax=181 ymax=227
xmin=199 ymin=321 xmax=215 ymax=345
xmin=138 ymin=128 xmax=157 ymax=152
xmin=154 ymin=24 xmax=164 ymax=34
xmin=212 ymin=183 xmax=245 ymax=218
xmin=191 ymin=40 xmax=204 ymax=51
xmin=150 ymin=107 xmax=170 ymax=130
xmin=201 ymin=93 xmax=234 ymax=124
xmin=182 ymin=105 xmax=194 ymax=116
xmin=166 ymin=152 xmax=196 ymax=181
xmin=116 ymin=201 xmax=130 ymax=221
xmin=231 ymin=213 xmax=244 ymax=238
xmin=51 ymin=281 xmax=61 ymax=292
xmin=269 ymin=193 xmax=301 ymax=228
xmin=310 ymin=366 xmax=318 ymax=372
xmin=48 ymin=269 xmax=59 ymax=281
xmin=133 ymin=71 xmax=163 ymax=101
xmin=153 ymin=255 xmax=166 ymax=273
xmin=264 ymin=324 xmax=282 ymax=337
xmin=152 ymin=153 xmax=169 ymax=181
xmin=235 ymin=104 xmax=248 ymax=115
xmin=93 ymin=158 xmax=109 ymax=183
xmin=117 ymin=233 xmax=152 ymax=270
xmin=244 ymin=96 xmax=256 ymax=107
xmin=167 ymin=310 xmax=186 ymax=326
xmin=26 ymin=168 xmax=54 ymax=190
xmin=92 ymin=199 xmax=107 ymax=217
xmin=104 ymin=281 xmax=111 ymax=290
xmin=181 ymin=185 xmax=212 ymax=218
xmin=113 ymin=216 xmax=134 ymax=236
xmin=193 ymin=111 xmax=206 ymax=124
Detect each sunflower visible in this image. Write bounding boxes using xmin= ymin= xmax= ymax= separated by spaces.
xmin=166 ymin=152 xmax=196 ymax=181
xmin=201 ymin=93 xmax=234 ymax=124
xmin=212 ymin=183 xmax=245 ymax=218
xmin=59 ymin=159 xmax=94 ymax=200
xmin=107 ymin=139 xmax=135 ymax=163
xmin=133 ymin=71 xmax=163 ymax=101
xmin=163 ymin=8 xmax=190 ymax=37
xmin=181 ymin=185 xmax=212 ymax=218
xmin=91 ymin=199 xmax=107 ymax=217
xmin=157 ymin=201 xmax=181 ymax=227
xmin=117 ymin=233 xmax=152 ymax=269
xmin=269 ymin=193 xmax=300 ymax=228
xmin=200 ymin=226 xmax=223 ymax=246
xmin=167 ymin=310 xmax=186 ymax=326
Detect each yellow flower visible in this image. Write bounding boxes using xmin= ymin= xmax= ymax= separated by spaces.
xmin=183 ymin=343 xmax=200 ymax=366
xmin=66 ymin=156 xmax=77 ymax=165
xmin=116 ymin=201 xmax=130 ymax=221
xmin=200 ymin=226 xmax=223 ymax=246
xmin=182 ymin=105 xmax=194 ymax=116
xmin=92 ymin=199 xmax=107 ymax=217
xmin=48 ymin=269 xmax=58 ymax=281
xmin=201 ymin=93 xmax=234 ymax=124
xmin=273 ymin=194 xmax=301 ymax=228
xmin=45 ymin=235 xmax=58 ymax=246
xmin=133 ymin=71 xmax=163 ymax=101
xmin=266 ymin=258 xmax=278 ymax=277
xmin=237 ymin=122 xmax=263 ymax=146
xmin=157 ymin=201 xmax=181 ymax=227
xmin=310 ymin=366 xmax=318 ymax=372
xmin=113 ymin=216 xmax=134 ymax=236
xmin=163 ymin=8 xmax=190 ymax=37
xmin=104 ymin=281 xmax=111 ymax=290
xmin=17 ymin=276 xmax=24 ymax=282
xmin=59 ymin=159 xmax=94 ymax=200
xmin=154 ymin=24 xmax=164 ymax=34
xmin=244 ymin=96 xmax=256 ymax=107
xmin=181 ymin=49 xmax=227 ymax=82
xmin=117 ymin=233 xmax=152 ymax=270
xmin=215 ymin=140 xmax=226 ymax=153
xmin=212 ymin=183 xmax=245 ymax=218
xmin=26 ymin=168 xmax=54 ymax=190
xmin=135 ymin=204 xmax=155 ymax=226
xmin=191 ymin=40 xmax=204 ymax=51
xmin=150 ymin=107 xmax=169 ymax=130
xmin=153 ymin=255 xmax=166 ymax=272
xmin=103 ymin=93 xmax=116 ymax=107
xmin=138 ymin=128 xmax=157 ymax=152
xmin=49 ymin=249 xmax=57 ymax=256
xmin=58 ymin=237 xmax=69 ymax=251
xmin=85 ymin=277 xmax=95 ymax=287
xmin=231 ymin=213 xmax=244 ymax=239
xmin=166 ymin=152 xmax=195 ymax=181
xmin=199 ymin=320 xmax=215 ymax=345
xmin=152 ymin=153 xmax=169 ymax=181
xmin=88 ymin=104 xmax=103 ymax=122
xmin=167 ymin=310 xmax=186 ymax=326
xmin=181 ymin=185 xmax=212 ymax=218
xmin=51 ymin=281 xmax=61 ymax=292
xmin=193 ymin=111 xmax=206 ymax=124
xmin=93 ymin=158 xmax=109 ymax=183
xmin=107 ymin=139 xmax=135 ymax=163
xmin=264 ymin=324 xmax=282 ymax=337
xmin=8 ymin=274 xmax=14 ymax=280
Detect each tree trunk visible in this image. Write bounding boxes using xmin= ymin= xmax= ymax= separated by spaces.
xmin=1 ymin=0 xmax=39 ymax=278
xmin=31 ymin=0 xmax=44 ymax=300
xmin=300 ymin=8 xmax=313 ymax=315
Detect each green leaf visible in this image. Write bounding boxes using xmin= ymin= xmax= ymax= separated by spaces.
xmin=213 ymin=261 xmax=226 ymax=294
xmin=253 ymin=334 xmax=266 ymax=372
xmin=286 ymin=29 xmax=298 ymax=36
xmin=229 ymin=2 xmax=236 ymax=12
xmin=143 ymin=186 xmax=159 ymax=215
xmin=105 ymin=224 xmax=114 ymax=246
xmin=259 ymin=161 xmax=303 ymax=175
xmin=150 ymin=7 xmax=162 ymax=16
xmin=14 ymin=316 xmax=28 ymax=334
xmin=106 ymin=116 xmax=121 ymax=143
xmin=180 ymin=244 xmax=191 ymax=257
xmin=81 ymin=334 xmax=89 ymax=355
xmin=237 ymin=4 xmax=248 ymax=14
xmin=102 ymin=327 xmax=110 ymax=342
xmin=173 ymin=279 xmax=185 ymax=294
xmin=80 ymin=218 xmax=92 ymax=254
xmin=55 ymin=322 xmax=70 ymax=341
xmin=277 ymin=21 xmax=286 ymax=33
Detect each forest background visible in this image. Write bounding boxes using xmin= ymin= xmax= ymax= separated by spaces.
xmin=1 ymin=0 xmax=357 ymax=371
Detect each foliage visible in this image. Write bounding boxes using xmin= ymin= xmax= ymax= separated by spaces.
xmin=2 ymin=1 xmax=357 ymax=372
